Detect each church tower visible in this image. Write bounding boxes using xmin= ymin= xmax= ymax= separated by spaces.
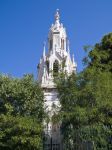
xmin=38 ymin=9 xmax=77 ymax=150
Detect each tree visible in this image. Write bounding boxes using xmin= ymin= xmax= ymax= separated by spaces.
xmin=56 ymin=33 xmax=112 ymax=150
xmin=0 ymin=74 xmax=44 ymax=150
xmin=84 ymin=33 xmax=112 ymax=72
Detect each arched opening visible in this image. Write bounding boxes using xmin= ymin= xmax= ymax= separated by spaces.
xmin=61 ymin=39 xmax=63 ymax=49
xmin=46 ymin=60 xmax=49 ymax=75
xmin=61 ymin=39 xmax=64 ymax=50
xmin=63 ymin=39 xmax=64 ymax=50
xmin=53 ymin=60 xmax=59 ymax=77
xmin=50 ymin=39 xmax=52 ymax=50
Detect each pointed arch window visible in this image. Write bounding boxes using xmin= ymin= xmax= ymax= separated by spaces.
xmin=46 ymin=60 xmax=49 ymax=75
xmin=61 ymin=39 xmax=62 ymax=49
xmin=63 ymin=39 xmax=64 ymax=50
xmin=61 ymin=39 xmax=64 ymax=50
xmin=53 ymin=60 xmax=59 ymax=77
xmin=50 ymin=39 xmax=52 ymax=50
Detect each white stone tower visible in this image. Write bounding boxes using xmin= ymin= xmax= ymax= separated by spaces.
xmin=38 ymin=9 xmax=77 ymax=150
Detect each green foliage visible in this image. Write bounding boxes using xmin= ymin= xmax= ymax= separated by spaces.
xmin=0 ymin=74 xmax=44 ymax=150
xmin=56 ymin=33 xmax=112 ymax=150
xmin=84 ymin=33 xmax=112 ymax=72
xmin=57 ymin=71 xmax=112 ymax=150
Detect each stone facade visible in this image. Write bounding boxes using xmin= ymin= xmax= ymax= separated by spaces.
xmin=38 ymin=9 xmax=77 ymax=150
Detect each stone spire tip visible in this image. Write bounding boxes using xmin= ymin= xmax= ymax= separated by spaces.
xmin=43 ymin=42 xmax=46 ymax=58
xmin=55 ymin=9 xmax=60 ymax=21
xmin=67 ymin=40 xmax=70 ymax=53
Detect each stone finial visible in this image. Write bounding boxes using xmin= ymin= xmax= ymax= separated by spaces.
xmin=54 ymin=9 xmax=60 ymax=28
xmin=43 ymin=42 xmax=46 ymax=59
xmin=72 ymin=53 xmax=75 ymax=64
xmin=55 ymin=9 xmax=60 ymax=21
xmin=67 ymin=40 xmax=70 ymax=54
xmin=72 ymin=53 xmax=77 ymax=67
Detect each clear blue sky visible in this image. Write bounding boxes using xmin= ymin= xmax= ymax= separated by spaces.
xmin=0 ymin=0 xmax=112 ymax=78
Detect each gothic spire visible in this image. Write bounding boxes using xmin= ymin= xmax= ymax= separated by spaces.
xmin=72 ymin=53 xmax=75 ymax=64
xmin=43 ymin=42 xmax=46 ymax=59
xmin=67 ymin=40 xmax=70 ymax=54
